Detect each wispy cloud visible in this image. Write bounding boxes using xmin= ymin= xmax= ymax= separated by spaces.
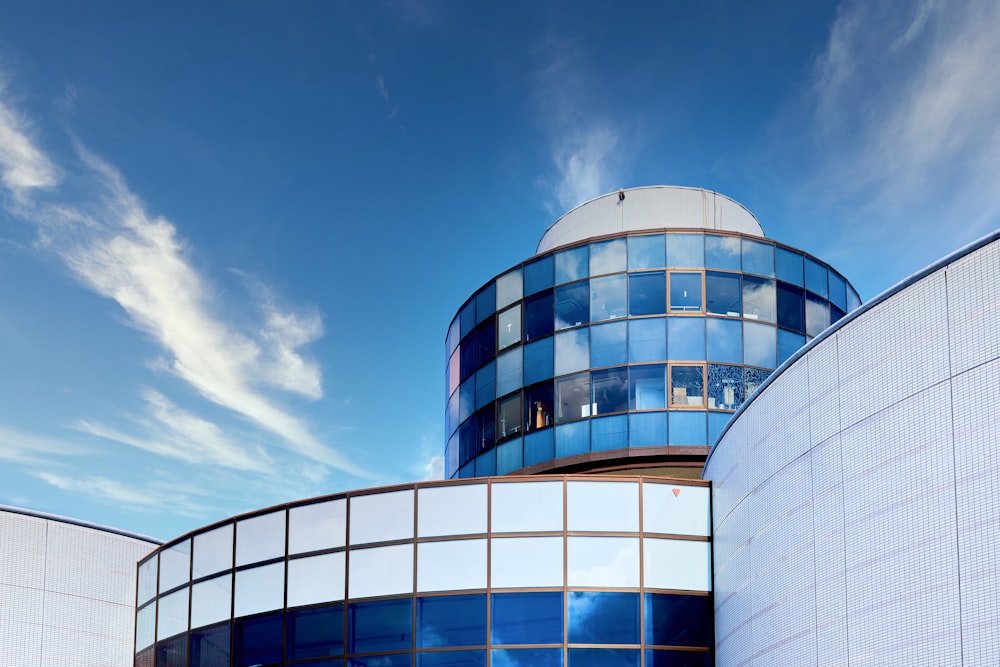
xmin=0 ymin=424 xmax=84 ymax=467
xmin=0 ymin=81 xmax=59 ymax=199
xmin=33 ymin=470 xmax=212 ymax=518
xmin=370 ymin=56 xmax=400 ymax=120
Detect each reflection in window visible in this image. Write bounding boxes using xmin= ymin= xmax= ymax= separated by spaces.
xmin=350 ymin=490 xmax=414 ymax=545
xmin=590 ymin=274 xmax=627 ymax=322
xmin=590 ymin=238 xmax=627 ymax=275
xmin=496 ymin=269 xmax=523 ymax=310
xmin=667 ymin=317 xmax=706 ymax=361
xmin=629 ymin=364 xmax=665 ymax=410
xmin=741 ymin=239 xmax=774 ymax=277
xmin=628 ymin=318 xmax=666 ymax=363
xmin=646 ymin=649 xmax=712 ymax=667
xmin=417 ymin=594 xmax=487 ymax=648
xmin=287 ymin=606 xmax=344 ymax=661
xmin=524 ymin=429 xmax=554 ymax=467
xmin=351 ymin=655 xmax=410 ymax=667
xmin=524 ymin=255 xmax=554 ymax=296
xmin=159 ymin=539 xmax=191 ymax=593
xmin=556 ymin=373 xmax=591 ymax=422
xmin=524 ymin=381 xmax=554 ymax=432
xmin=569 ymin=649 xmax=640 ymax=667
xmin=670 ymin=366 xmax=704 ymax=407
xmin=476 ymin=317 xmax=495 ymax=367
xmin=704 ymin=236 xmax=741 ymax=271
xmin=778 ymin=329 xmax=806 ymax=364
xmin=742 ymin=275 xmax=775 ymax=323
xmin=497 ymin=305 xmax=521 ymax=350
xmin=828 ymin=271 xmax=848 ymax=311
xmin=288 ymin=553 xmax=345 ymax=608
xmin=805 ymin=294 xmax=830 ymax=337
xmin=235 ymin=563 xmax=283 ymax=618
xmin=460 ymin=300 xmax=476 ymax=340
xmin=491 ymin=592 xmax=563 ymax=645
xmin=643 ymin=539 xmax=711 ymax=591
xmin=555 ymin=328 xmax=589 ymax=376
xmin=524 ymin=291 xmax=554 ymax=341
xmin=235 ymin=613 xmax=282 ymax=667
xmin=459 ymin=377 xmax=474 ymax=424
xmin=568 ymin=591 xmax=640 ymax=644
xmin=496 ymin=347 xmax=523 ymax=398
xmin=555 ymin=281 xmax=590 ymax=329
xmin=523 ymin=338 xmax=554 ymax=386
xmin=191 ymin=574 xmax=232 ymax=629
xmin=666 ymin=234 xmax=704 ymax=267
xmin=136 ymin=604 xmax=155 ymax=651
xmin=193 ymin=524 xmax=233 ymax=579
xmin=775 ymin=246 xmax=803 ymax=286
xmin=669 ymin=272 xmax=702 ymax=311
xmin=157 ymin=633 xmax=187 ymax=667
xmin=743 ymin=321 xmax=776 ymax=369
xmin=705 ymin=272 xmax=741 ymax=317
xmin=628 ymin=271 xmax=666 ymax=316
xmin=491 ymin=649 xmax=563 ymax=667
xmin=475 ymin=363 xmax=495 ymax=411
xmin=707 ymin=364 xmax=743 ymax=411
xmin=744 ymin=367 xmax=771 ymax=397
xmin=349 ymin=598 xmax=412 ymax=654
xmin=645 ymin=593 xmax=713 ymax=648
xmin=190 ymin=624 xmax=230 ymax=667
xmin=592 ymin=367 xmax=628 ymax=414
xmin=590 ymin=321 xmax=627 ymax=367
xmin=476 ymin=283 xmax=496 ymax=326
xmin=236 ymin=511 xmax=285 ymax=566
xmin=418 ymin=485 xmax=487 ymax=538
xmin=419 ymin=652 xmax=485 ymax=667
xmin=555 ymin=245 xmax=588 ymax=284
xmin=628 ymin=234 xmax=665 ymax=269
xmin=776 ymin=283 xmax=804 ymax=331
xmin=706 ymin=317 xmax=742 ymax=363
xmin=138 ymin=557 xmax=158 ymax=606
xmin=289 ymin=499 xmax=346 ymax=554
xmin=491 ymin=481 xmax=563 ymax=532
xmin=157 ymin=587 xmax=189 ymax=640
xmin=349 ymin=544 xmax=414 ymax=599
xmin=496 ymin=437 xmax=523 ymax=475
xmin=804 ymin=257 xmax=828 ymax=297
xmin=498 ymin=394 xmax=522 ymax=440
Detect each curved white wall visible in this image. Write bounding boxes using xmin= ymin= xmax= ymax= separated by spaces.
xmin=704 ymin=233 xmax=1000 ymax=666
xmin=0 ymin=506 xmax=158 ymax=667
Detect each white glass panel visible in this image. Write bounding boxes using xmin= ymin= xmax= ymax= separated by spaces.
xmin=349 ymin=490 xmax=414 ymax=545
xmin=349 ymin=544 xmax=413 ymax=599
xmin=288 ymin=552 xmax=345 ymax=607
xmin=158 ymin=539 xmax=191 ymax=592
xmin=289 ymin=498 xmax=347 ymax=554
xmin=137 ymin=557 xmax=158 ymax=605
xmin=567 ymin=536 xmax=639 ymax=587
xmin=156 ymin=587 xmax=189 ymax=639
xmin=191 ymin=573 xmax=232 ymax=629
xmin=236 ymin=511 xmax=286 ymax=566
xmin=567 ymin=481 xmax=639 ymax=532
xmin=642 ymin=484 xmax=710 ymax=537
xmin=234 ymin=562 xmax=284 ymax=617
xmin=491 ymin=536 xmax=563 ymax=588
xmin=136 ymin=603 xmax=156 ymax=650
xmin=193 ymin=524 xmax=234 ymax=579
xmin=643 ymin=538 xmax=711 ymax=591
xmin=417 ymin=539 xmax=487 ymax=592
xmin=418 ymin=484 xmax=487 ymax=537
xmin=491 ymin=481 xmax=563 ymax=533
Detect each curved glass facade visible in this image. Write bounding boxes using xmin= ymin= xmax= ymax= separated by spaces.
xmin=446 ymin=230 xmax=860 ymax=478
xmin=135 ymin=477 xmax=712 ymax=667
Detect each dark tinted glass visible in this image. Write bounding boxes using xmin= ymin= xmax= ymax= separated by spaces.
xmin=705 ymin=272 xmax=741 ymax=316
xmin=235 ymin=613 xmax=282 ymax=667
xmin=831 ymin=304 xmax=845 ymax=324
xmin=491 ymin=592 xmax=563 ymax=645
xmin=523 ymin=337 xmax=554 ymax=386
xmin=569 ymin=648 xmax=640 ymax=667
xmin=525 ymin=290 xmax=555 ymax=341
xmin=417 ymin=594 xmax=487 ymax=648
xmin=460 ymin=333 xmax=478 ymax=381
xmin=555 ymin=281 xmax=589 ymax=329
xmin=287 ymin=605 xmax=344 ymax=661
xmin=568 ymin=591 xmax=640 ymax=644
xmin=475 ymin=405 xmax=495 ymax=451
xmin=523 ymin=428 xmax=554 ymax=466
xmin=498 ymin=394 xmax=522 ymax=440
xmin=136 ymin=647 xmax=155 ymax=667
xmin=628 ymin=271 xmax=666 ymax=316
xmin=418 ymin=651 xmax=487 ymax=666
xmin=349 ymin=598 xmax=412 ymax=654
xmin=475 ymin=283 xmax=496 ymax=325
xmin=776 ymin=283 xmax=804 ymax=331
xmin=459 ymin=418 xmax=477 ymax=466
xmin=669 ymin=273 xmax=701 ymax=311
xmin=645 ymin=649 xmax=713 ymax=667
xmin=524 ymin=255 xmax=554 ymax=296
xmin=592 ymin=367 xmax=629 ymax=414
xmin=491 ymin=649 xmax=563 ymax=667
xmin=156 ymin=634 xmax=188 ymax=667
xmin=460 ymin=300 xmax=476 ymax=338
xmin=524 ymin=381 xmax=554 ymax=433
xmin=350 ymin=656 xmax=411 ymax=667
xmin=190 ymin=625 xmax=229 ymax=667
xmin=644 ymin=594 xmax=713 ymax=647
xmin=476 ymin=317 xmax=495 ymax=367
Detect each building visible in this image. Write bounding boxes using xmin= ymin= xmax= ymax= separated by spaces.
xmin=0 ymin=505 xmax=159 ymax=667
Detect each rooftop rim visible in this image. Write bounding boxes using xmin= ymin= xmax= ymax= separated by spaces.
xmin=0 ymin=503 xmax=162 ymax=545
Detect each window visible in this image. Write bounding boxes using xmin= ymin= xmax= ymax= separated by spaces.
xmin=669 ymin=272 xmax=702 ymax=311
xmin=497 ymin=305 xmax=522 ymax=350
xmin=705 ymin=272 xmax=741 ymax=316
xmin=628 ymin=271 xmax=666 ymax=316
xmin=555 ymin=281 xmax=589 ymax=329
xmin=592 ymin=367 xmax=628 ymax=414
xmin=590 ymin=274 xmax=627 ymax=322
xmin=741 ymin=275 xmax=776 ymax=323
xmin=556 ymin=373 xmax=591 ymax=422
xmin=628 ymin=234 xmax=665 ymax=269
xmin=670 ymin=366 xmax=705 ymax=407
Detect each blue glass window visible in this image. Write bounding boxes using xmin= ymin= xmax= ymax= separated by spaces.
xmin=629 ymin=412 xmax=667 ymax=447
xmin=235 ymin=613 xmax=282 ymax=667
xmin=475 ymin=448 xmax=496 ymax=477
xmin=475 ymin=363 xmax=495 ymax=411
xmin=778 ymin=329 xmax=805 ymax=364
xmin=523 ymin=428 xmax=554 ymax=466
xmin=669 ymin=273 xmax=701 ymax=311
xmin=498 ymin=305 xmax=522 ymax=351
xmin=805 ymin=295 xmax=830 ymax=337
xmin=417 ymin=594 xmax=486 ymax=648
xmin=287 ymin=605 xmax=344 ymax=661
xmin=491 ymin=592 xmax=563 ymax=645
xmin=498 ymin=394 xmax=522 ymax=440
xmin=556 ymin=420 xmax=590 ymax=458
xmin=191 ymin=624 xmax=229 ymax=667
xmin=668 ymin=411 xmax=707 ymax=446
xmin=568 ymin=591 xmax=640 ymax=644
xmin=708 ymin=411 xmax=732 ymax=444
xmin=459 ymin=418 xmax=478 ymax=466
xmin=496 ymin=269 xmax=523 ymax=310
xmin=476 ymin=315 xmax=495 ymax=368
xmin=523 ymin=338 xmax=554 ymax=386
xmin=670 ymin=366 xmax=704 ymax=407
xmin=496 ymin=348 xmax=522 ymax=398
xmin=592 ymin=367 xmax=628 ymax=414
xmin=645 ymin=649 xmax=712 ymax=667
xmin=629 ymin=365 xmax=665 ymax=410
xmin=776 ymin=283 xmax=804 ymax=331
xmin=847 ymin=286 xmax=862 ymax=311
xmin=495 ymin=437 xmax=523 ymax=475
xmin=741 ymin=239 xmax=774 ymax=277
xmin=743 ymin=321 xmax=776 ymax=368
xmin=349 ymin=598 xmax=412 ymax=654
xmin=556 ymin=373 xmax=591 ymax=423
xmin=157 ymin=635 xmax=187 ymax=667
xmin=491 ymin=649 xmax=562 ymax=667
xmin=705 ymin=317 xmax=742 ymax=363
xmin=555 ymin=329 xmax=590 ymax=376
xmin=476 ymin=283 xmax=496 ymax=325
xmin=829 ymin=271 xmax=848 ymax=311
xmin=525 ymin=291 xmax=554 ymax=341
xmin=591 ymin=415 xmax=628 ymax=451
xmin=286 ymin=662 xmax=342 ymax=667
xmin=590 ymin=238 xmax=627 ymax=275
xmin=525 ymin=382 xmax=554 ymax=433
xmin=460 ymin=299 xmax=477 ymax=339
xmin=556 ymin=246 xmax=589 ymax=284
xmin=775 ymin=246 xmax=803 ymax=286
xmin=742 ymin=275 xmax=775 ymax=323
xmin=447 ymin=316 xmax=461 ymax=357
xmin=628 ymin=234 xmax=665 ymax=269
xmin=804 ymin=257 xmax=828 ymax=298
xmin=667 ymin=317 xmax=706 ymax=361
xmin=418 ymin=651 xmax=487 ymax=666
xmin=831 ymin=303 xmax=845 ymax=324
xmin=704 ymin=236 xmax=741 ymax=271
xmin=628 ymin=271 xmax=666 ymax=316
xmin=590 ymin=321 xmax=627 ymax=367
xmin=707 ymin=364 xmax=743 ymax=411
xmin=351 ymin=656 xmax=411 ymax=667
xmin=666 ymin=234 xmax=704 ymax=268
xmin=525 ymin=255 xmax=554 ymax=296
xmin=705 ymin=272 xmax=741 ymax=316
xmin=460 ymin=334 xmax=478 ymax=382
xmin=590 ymin=274 xmax=627 ymax=322
xmin=555 ymin=281 xmax=590 ymax=330
xmin=628 ymin=318 xmax=666 ymax=363
xmin=645 ymin=593 xmax=713 ymax=647
xmin=569 ymin=649 xmax=640 ymax=667
xmin=744 ymin=367 xmax=771 ymax=397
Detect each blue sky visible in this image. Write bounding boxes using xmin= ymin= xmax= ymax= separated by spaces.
xmin=1 ymin=0 xmax=997 ymax=540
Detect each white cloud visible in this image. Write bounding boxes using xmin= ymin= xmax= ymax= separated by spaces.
xmin=0 ymin=82 xmax=58 ymax=198
xmin=33 ymin=470 xmax=212 ymax=518
xmin=423 ymin=455 xmax=444 ymax=481
xmin=0 ymin=424 xmax=84 ymax=467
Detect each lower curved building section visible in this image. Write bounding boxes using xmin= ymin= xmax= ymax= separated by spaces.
xmin=704 ymin=232 xmax=1000 ymax=666
xmin=135 ymin=476 xmax=713 ymax=667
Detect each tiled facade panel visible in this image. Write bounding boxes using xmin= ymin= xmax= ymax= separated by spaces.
xmin=0 ymin=509 xmax=156 ymax=667
xmin=706 ymin=237 xmax=1000 ymax=667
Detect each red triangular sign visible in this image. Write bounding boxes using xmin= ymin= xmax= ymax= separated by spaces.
xmin=672 ymin=488 xmax=681 ymax=497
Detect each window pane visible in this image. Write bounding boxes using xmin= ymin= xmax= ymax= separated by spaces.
xmin=705 ymin=272 xmax=741 ymax=317
xmin=491 ymin=536 xmax=563 ymax=588
xmin=523 ymin=428 xmax=554 ymax=466
xmin=349 ymin=598 xmax=412 ymax=653
xmin=741 ymin=276 xmax=776 ymax=323
xmin=670 ymin=366 xmax=704 ymax=407
xmin=804 ymin=257 xmax=828 ymax=297
xmin=289 ymin=499 xmax=347 ymax=554
xmin=351 ymin=656 xmax=410 ymax=667
xmin=556 ymin=420 xmax=590 ymax=458
xmin=235 ymin=614 xmax=282 ymax=667
xmin=524 ymin=255 xmax=554 ymax=296
xmin=669 ymin=273 xmax=701 ymax=311
xmin=418 ymin=484 xmax=487 ymax=537
xmin=555 ymin=245 xmax=588 ymax=284
xmin=193 ymin=524 xmax=233 ymax=579
xmin=667 ymin=317 xmax=706 ymax=361
xmin=523 ymin=338 xmax=554 ymax=386
xmin=524 ymin=290 xmax=554 ymax=341
xmin=592 ymin=367 xmax=628 ymax=414
xmin=236 ymin=511 xmax=285 ymax=566
xmin=476 ymin=317 xmax=495 ymax=367
xmin=591 ymin=414 xmax=628 ymax=451
xmin=708 ymin=411 xmax=731 ymax=445
xmin=567 ymin=481 xmax=639 ymax=532
xmin=349 ymin=544 xmax=414 ymax=599
xmin=459 ymin=377 xmax=475 ymax=424
xmin=555 ymin=281 xmax=590 ymax=329
xmin=744 ymin=367 xmax=771 ymax=397
xmin=645 ymin=650 xmax=712 ymax=667
xmin=418 ymin=651 xmax=486 ymax=667
xmin=496 ymin=347 xmax=523 ymax=398
xmin=497 ymin=305 xmax=522 ymax=350
xmin=524 ymin=381 xmax=554 ymax=432
xmin=136 ymin=603 xmax=156 ymax=650
xmin=704 ymin=236 xmax=741 ymax=271
xmin=707 ymin=364 xmax=744 ymax=411
xmin=590 ymin=321 xmax=627 ymax=367
xmin=590 ymin=238 xmax=626 ymax=275
xmin=568 ymin=591 xmax=640 ymax=643
xmin=629 ymin=412 xmax=667 ymax=447
xmin=775 ymin=246 xmax=803 ymax=286
xmin=776 ymin=283 xmax=804 ymax=331
xmin=741 ymin=239 xmax=774 ymax=277
xmin=496 ymin=269 xmax=523 ymax=310
xmin=190 ymin=624 xmax=230 ymax=667
xmin=706 ymin=317 xmax=742 ymax=363
xmin=475 ymin=363 xmax=495 ymax=411
xmin=643 ymin=539 xmax=712 ymax=591
xmin=158 ymin=588 xmax=189 ymax=640
xmin=743 ymin=321 xmax=776 ymax=368
xmin=287 ymin=605 xmax=344 ymax=661
xmin=628 ymin=271 xmax=666 ymax=316
xmin=475 ymin=285 xmax=496 ymax=327
xmin=157 ymin=633 xmax=188 ymax=667
xmin=629 ymin=365 xmax=665 ymax=410
xmin=288 ymin=552 xmax=345 ymax=607
xmin=138 ymin=557 xmax=158 ymax=606
xmin=417 ymin=594 xmax=487 ymax=648
xmin=628 ymin=234 xmax=665 ymax=269
xmin=554 ymin=328 xmax=589 ymax=376
xmin=191 ymin=574 xmax=232 ymax=629
xmin=628 ymin=318 xmax=666 ymax=363
xmin=492 ymin=649 xmax=562 ymax=667
xmin=491 ymin=480 xmax=563 ymax=532
xmin=495 ymin=436 xmax=523 ymax=475
xmin=643 ymin=483 xmax=710 ymax=536
xmin=159 ymin=539 xmax=191 ymax=593
xmin=666 ymin=234 xmax=704 ymax=267
xmin=569 ymin=649 xmax=639 ymax=667
xmin=644 ymin=593 xmax=713 ymax=647
xmin=417 ymin=539 xmax=487 ymax=592
xmin=234 ymin=562 xmax=283 ymax=617
xmin=828 ymin=272 xmax=848 ymax=311
xmin=475 ymin=449 xmax=496 ymax=477
xmin=590 ymin=274 xmax=627 ymax=322
xmin=350 ymin=490 xmax=414 ymax=545
xmin=848 ymin=286 xmax=862 ymax=311
xmin=669 ymin=412 xmax=707 ymax=446
xmin=805 ymin=294 xmax=830 ymax=337
xmin=498 ymin=394 xmax=522 ymax=440
xmin=460 ymin=300 xmax=476 ymax=340
xmin=778 ymin=329 xmax=805 ymax=364
xmin=491 ymin=592 xmax=563 ymax=645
